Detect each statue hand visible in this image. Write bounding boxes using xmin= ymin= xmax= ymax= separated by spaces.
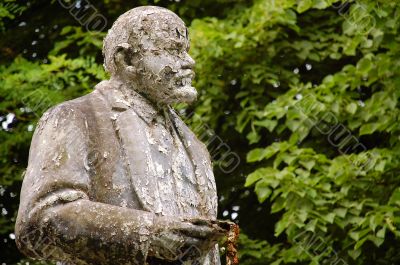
xmin=148 ymin=215 xmax=225 ymax=261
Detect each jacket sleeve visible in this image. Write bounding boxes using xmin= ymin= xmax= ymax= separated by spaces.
xmin=15 ymin=104 xmax=155 ymax=265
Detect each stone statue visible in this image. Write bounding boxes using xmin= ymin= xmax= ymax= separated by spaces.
xmin=15 ymin=6 xmax=229 ymax=265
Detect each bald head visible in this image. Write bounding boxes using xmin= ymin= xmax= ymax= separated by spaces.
xmin=103 ymin=6 xmax=189 ymax=75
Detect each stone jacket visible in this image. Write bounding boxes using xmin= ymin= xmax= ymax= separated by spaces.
xmin=15 ymin=80 xmax=220 ymax=265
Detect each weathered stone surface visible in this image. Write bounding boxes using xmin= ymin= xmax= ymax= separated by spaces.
xmin=15 ymin=6 xmax=225 ymax=265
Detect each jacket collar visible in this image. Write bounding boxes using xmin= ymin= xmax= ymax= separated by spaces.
xmin=95 ymin=80 xmax=165 ymax=125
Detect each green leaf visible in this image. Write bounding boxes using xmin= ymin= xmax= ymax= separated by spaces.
xmin=305 ymin=219 xmax=318 ymax=232
xmin=299 ymin=159 xmax=315 ymax=171
xmin=322 ymin=212 xmax=335 ymax=224
xmin=376 ymin=226 xmax=386 ymax=239
xmin=369 ymin=214 xmax=384 ymax=231
xmin=247 ymin=130 xmax=261 ymax=144
xmin=360 ymin=123 xmax=379 ymax=135
xmin=245 ymin=170 xmax=264 ymax=187
xmin=334 ymin=208 xmax=348 ymax=218
xmin=270 ymin=258 xmax=283 ymax=265
xmin=354 ymin=236 xmax=368 ymax=250
xmin=369 ymin=235 xmax=385 ymax=247
xmin=275 ymin=219 xmax=288 ymax=236
xmin=247 ymin=143 xmax=282 ymax=162
xmin=348 ymin=248 xmax=362 ymax=260
xmin=297 ymin=0 xmax=313 ymax=13
xmin=255 ymin=181 xmax=272 ymax=203
xmin=346 ymin=102 xmax=358 ymax=114
xmin=253 ymin=119 xmax=278 ymax=132
xmin=349 ymin=228 xmax=370 ymax=241
xmin=357 ymin=57 xmax=373 ymax=74
xmin=272 ymin=197 xmax=286 ymax=213
xmin=245 ymin=167 xmax=278 ymax=187
xmin=389 ymin=188 xmax=400 ymax=206
xmin=247 ymin=148 xmax=266 ymax=163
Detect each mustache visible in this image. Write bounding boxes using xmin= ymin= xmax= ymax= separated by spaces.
xmin=172 ymin=70 xmax=195 ymax=87
xmin=160 ymin=67 xmax=194 ymax=81
xmin=174 ymin=69 xmax=195 ymax=79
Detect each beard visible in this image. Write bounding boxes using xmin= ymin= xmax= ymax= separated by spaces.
xmin=135 ymin=65 xmax=198 ymax=107
xmin=167 ymin=84 xmax=198 ymax=104
xmin=167 ymin=69 xmax=197 ymax=104
xmin=163 ymin=68 xmax=197 ymax=104
xmin=140 ymin=81 xmax=198 ymax=108
xmin=143 ymin=71 xmax=197 ymax=106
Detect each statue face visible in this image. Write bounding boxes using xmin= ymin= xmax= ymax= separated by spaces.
xmin=131 ymin=16 xmax=197 ymax=105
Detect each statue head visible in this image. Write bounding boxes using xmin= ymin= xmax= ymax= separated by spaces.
xmin=103 ymin=6 xmax=197 ymax=106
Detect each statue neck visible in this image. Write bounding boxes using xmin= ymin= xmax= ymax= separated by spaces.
xmin=108 ymin=77 xmax=169 ymax=112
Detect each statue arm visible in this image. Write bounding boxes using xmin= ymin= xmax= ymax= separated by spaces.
xmin=15 ymin=104 xmax=154 ymax=264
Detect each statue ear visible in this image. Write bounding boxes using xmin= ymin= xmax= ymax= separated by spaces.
xmin=113 ymin=43 xmax=134 ymax=72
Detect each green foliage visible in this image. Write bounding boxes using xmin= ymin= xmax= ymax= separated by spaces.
xmin=0 ymin=1 xmax=27 ymax=32
xmin=2 ymin=0 xmax=400 ymax=264
xmin=238 ymin=233 xmax=282 ymax=265
xmin=49 ymin=26 xmax=105 ymax=57
xmin=190 ymin=0 xmax=400 ymax=264
xmin=0 ymin=45 xmax=106 ymax=262
xmin=0 ymin=17 xmax=107 ymax=262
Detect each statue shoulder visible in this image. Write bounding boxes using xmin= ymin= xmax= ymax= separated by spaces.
xmin=36 ymin=92 xmax=100 ymax=133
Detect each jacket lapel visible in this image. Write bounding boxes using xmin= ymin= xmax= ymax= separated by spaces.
xmin=97 ymin=82 xmax=162 ymax=213
xmin=168 ymin=109 xmax=218 ymax=218
xmin=113 ymin=109 xmax=163 ymax=214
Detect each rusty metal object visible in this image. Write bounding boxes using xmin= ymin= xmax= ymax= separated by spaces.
xmin=208 ymin=219 xmax=240 ymax=265
xmin=226 ymin=223 xmax=240 ymax=265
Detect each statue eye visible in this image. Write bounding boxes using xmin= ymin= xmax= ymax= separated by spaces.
xmin=167 ymin=42 xmax=184 ymax=54
xmin=167 ymin=46 xmax=178 ymax=52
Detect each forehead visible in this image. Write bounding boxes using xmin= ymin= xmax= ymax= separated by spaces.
xmin=138 ymin=12 xmax=189 ymax=50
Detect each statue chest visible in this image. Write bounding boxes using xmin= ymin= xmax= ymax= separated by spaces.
xmin=107 ymin=108 xmax=214 ymax=217
xmin=145 ymin=120 xmax=202 ymax=217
